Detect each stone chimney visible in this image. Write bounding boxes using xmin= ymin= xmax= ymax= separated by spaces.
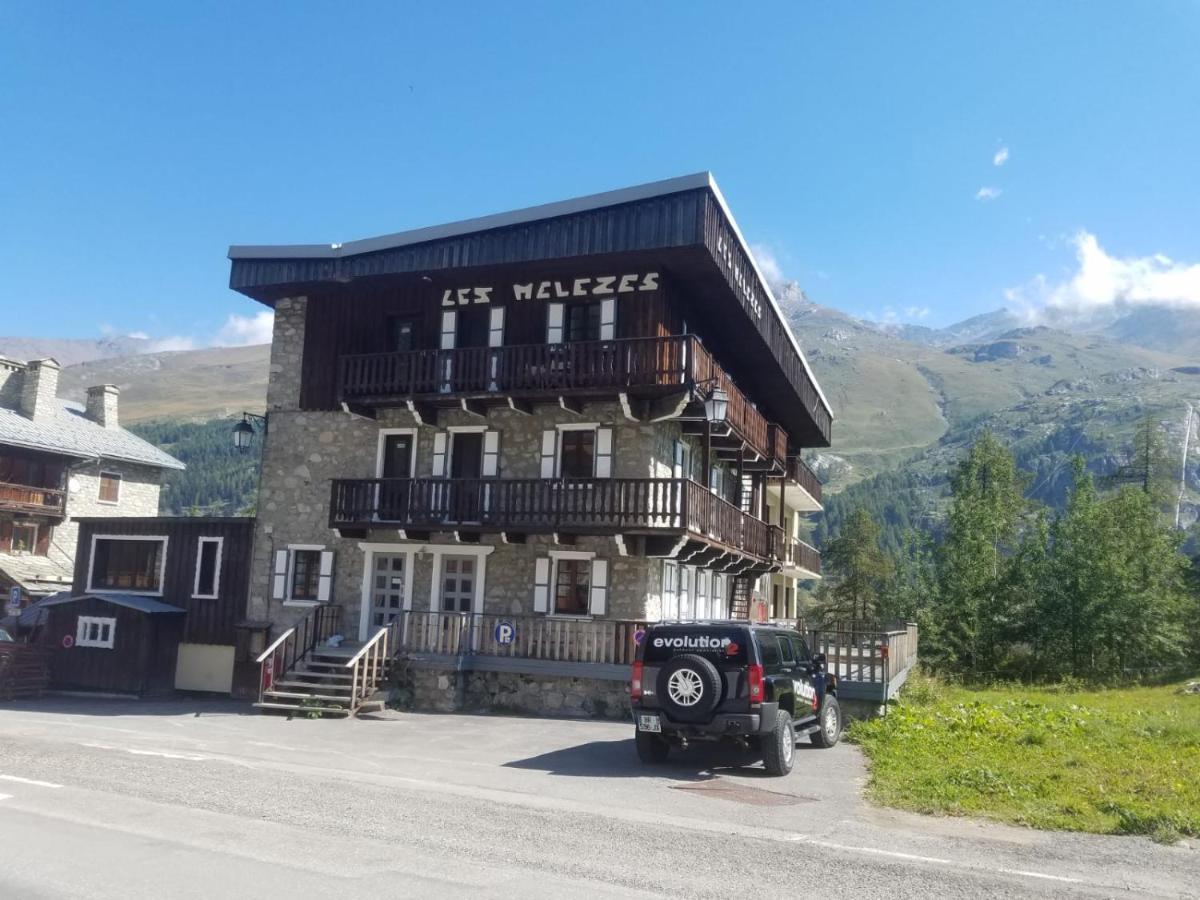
xmin=86 ymin=384 xmax=120 ymax=429
xmin=19 ymin=358 xmax=60 ymax=420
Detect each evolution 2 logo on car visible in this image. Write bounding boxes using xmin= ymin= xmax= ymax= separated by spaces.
xmin=630 ymin=622 xmax=841 ymax=776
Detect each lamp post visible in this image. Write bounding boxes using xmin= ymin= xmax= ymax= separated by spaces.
xmin=231 ymin=412 xmax=267 ymax=453
xmin=698 ymin=383 xmax=729 ymax=490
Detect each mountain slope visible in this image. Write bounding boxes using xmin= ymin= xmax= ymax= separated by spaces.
xmin=0 ymin=335 xmax=153 ymax=367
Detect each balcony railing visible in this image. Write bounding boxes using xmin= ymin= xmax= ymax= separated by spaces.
xmin=785 ymin=456 xmax=823 ymax=506
xmin=781 ymin=536 xmax=822 ymax=576
xmin=0 ymin=481 xmax=66 ymax=517
xmin=338 ymin=335 xmax=786 ymax=466
xmin=329 ymin=476 xmax=784 ymax=563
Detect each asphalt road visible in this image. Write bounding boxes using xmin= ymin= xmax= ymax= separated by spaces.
xmin=0 ymin=698 xmax=1195 ymax=899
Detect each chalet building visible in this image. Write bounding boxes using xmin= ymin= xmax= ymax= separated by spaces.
xmin=229 ymin=173 xmax=832 ymax=715
xmin=0 ymin=356 xmax=183 ymax=606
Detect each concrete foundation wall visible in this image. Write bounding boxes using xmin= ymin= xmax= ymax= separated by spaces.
xmin=405 ymin=666 xmax=630 ymax=721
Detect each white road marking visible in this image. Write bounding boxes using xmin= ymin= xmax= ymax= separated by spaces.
xmin=0 ymin=793 xmax=11 ymax=802
xmin=0 ymin=775 xmax=63 ymax=789
xmin=785 ymin=834 xmax=1082 ymax=885
xmin=80 ymin=742 xmax=208 ymax=762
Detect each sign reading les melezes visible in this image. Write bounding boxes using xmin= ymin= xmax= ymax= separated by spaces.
xmin=442 ymin=272 xmax=660 ymax=306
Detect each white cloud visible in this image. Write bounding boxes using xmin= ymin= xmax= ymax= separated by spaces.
xmin=750 ymin=243 xmax=784 ymax=290
xmin=864 ymin=305 xmax=932 ymax=326
xmin=214 ymin=311 xmax=275 ymax=347
xmin=993 ymin=146 xmax=1009 ymax=166
xmin=975 ymin=186 xmax=1003 ymax=202
xmin=147 ymin=336 xmax=197 ymax=352
xmin=1006 ymin=231 xmax=1200 ymax=324
xmin=904 ymin=306 xmax=932 ymax=320
xmin=126 ymin=330 xmax=150 ymax=340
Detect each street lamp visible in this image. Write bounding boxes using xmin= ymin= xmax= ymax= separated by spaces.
xmin=703 ymin=387 xmax=729 ymax=424
xmin=231 ymin=413 xmax=267 ymax=453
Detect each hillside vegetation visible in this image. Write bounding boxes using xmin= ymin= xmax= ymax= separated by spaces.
xmin=129 ymin=419 xmax=262 ymax=516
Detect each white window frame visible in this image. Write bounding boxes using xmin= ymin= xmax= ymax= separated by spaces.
xmin=285 ymin=543 xmax=326 ymax=607
xmin=192 ymin=536 xmax=224 ymax=599
xmin=76 ymin=615 xmax=116 ymax=649
xmin=97 ymin=471 xmax=122 ymax=505
xmin=553 ymin=423 xmax=614 ymax=478
xmin=375 ymin=428 xmax=418 ymax=478
xmin=86 ymin=534 xmax=169 ymax=597
xmin=10 ymin=521 xmax=38 ymax=555
xmin=546 ymin=549 xmax=596 ymax=619
xmin=443 ymin=425 xmax=490 ymax=480
xmin=662 ymin=560 xmax=680 ymax=621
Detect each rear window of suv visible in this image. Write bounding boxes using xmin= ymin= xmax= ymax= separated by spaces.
xmin=643 ymin=627 xmax=748 ymax=665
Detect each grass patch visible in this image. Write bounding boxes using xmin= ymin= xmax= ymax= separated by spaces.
xmin=848 ymin=674 xmax=1200 ymax=841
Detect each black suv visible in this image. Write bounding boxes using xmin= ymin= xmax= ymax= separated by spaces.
xmin=630 ymin=622 xmax=841 ymax=776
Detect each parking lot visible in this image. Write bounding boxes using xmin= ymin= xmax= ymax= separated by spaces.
xmin=0 ymin=698 xmax=1195 ymax=898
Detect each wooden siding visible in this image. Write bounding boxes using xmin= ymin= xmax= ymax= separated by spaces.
xmin=229 ymin=184 xmax=831 ymax=448
xmin=71 ymin=518 xmax=253 ymax=646
xmin=41 ymin=595 xmax=184 ymax=695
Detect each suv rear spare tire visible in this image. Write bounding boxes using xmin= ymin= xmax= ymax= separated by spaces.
xmin=761 ymin=708 xmax=796 ymax=776
xmin=656 ymin=654 xmax=723 ymax=723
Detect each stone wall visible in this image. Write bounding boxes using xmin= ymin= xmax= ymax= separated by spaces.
xmin=50 ymin=460 xmax=162 ymax=570
xmin=404 ymin=664 xmax=630 ymax=720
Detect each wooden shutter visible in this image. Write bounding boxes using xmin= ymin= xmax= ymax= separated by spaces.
xmin=488 ymin=307 xmax=505 ymax=348
xmin=546 ymin=302 xmax=564 ymax=343
xmin=272 ymin=550 xmax=288 ymax=600
xmin=35 ymin=525 xmax=51 ymax=556
xmin=595 ymin=427 xmax=613 ymax=478
xmin=539 ymin=430 xmax=557 ymax=479
xmin=316 ymin=551 xmax=335 ymax=604
xmin=431 ymin=432 xmax=448 ymax=477
xmin=482 ymin=430 xmax=500 ymax=477
xmin=589 ymin=559 xmax=608 ymax=616
xmin=599 ymin=297 xmax=616 ymax=340
xmin=533 ymin=557 xmax=551 ymax=613
xmin=440 ymin=310 xmax=457 ymax=350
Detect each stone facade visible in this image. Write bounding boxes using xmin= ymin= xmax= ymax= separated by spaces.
xmin=47 ymin=459 xmax=163 ymax=570
xmin=405 ymin=665 xmax=630 ymax=720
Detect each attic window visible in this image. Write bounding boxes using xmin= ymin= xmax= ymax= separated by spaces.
xmin=98 ymin=472 xmax=121 ymax=504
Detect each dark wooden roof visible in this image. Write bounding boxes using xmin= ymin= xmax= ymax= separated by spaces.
xmin=227 ymin=173 xmax=832 ymax=446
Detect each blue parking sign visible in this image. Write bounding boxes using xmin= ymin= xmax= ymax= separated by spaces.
xmin=494 ymin=620 xmax=517 ymax=645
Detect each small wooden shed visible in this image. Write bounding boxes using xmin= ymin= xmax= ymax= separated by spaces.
xmin=40 ymin=593 xmax=186 ymax=695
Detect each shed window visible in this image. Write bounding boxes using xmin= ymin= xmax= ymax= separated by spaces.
xmin=98 ymin=472 xmax=122 ymax=504
xmin=90 ymin=538 xmax=166 ymax=593
xmin=76 ymin=616 xmax=116 ymax=649
xmin=290 ymin=549 xmax=321 ymax=601
xmin=193 ymin=537 xmax=222 ymax=598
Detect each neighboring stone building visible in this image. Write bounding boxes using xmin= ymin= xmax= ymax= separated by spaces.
xmin=229 ymin=173 xmax=832 ymax=715
xmin=0 ymin=355 xmax=183 ymax=605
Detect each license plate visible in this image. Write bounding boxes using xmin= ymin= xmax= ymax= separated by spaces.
xmin=638 ymin=714 xmax=661 ymax=733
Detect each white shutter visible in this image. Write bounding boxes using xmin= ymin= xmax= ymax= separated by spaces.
xmin=546 ymin=302 xmax=564 ymax=343
xmin=599 ymin=297 xmax=616 ymax=340
xmin=431 ymin=432 xmax=448 ymax=478
xmin=272 ymin=550 xmax=288 ymax=600
xmin=539 ymin=430 xmax=557 ymax=479
xmin=595 ymin=427 xmax=613 ymax=478
xmin=533 ymin=557 xmax=551 ymax=613
xmin=672 ymin=440 xmax=684 ymax=480
xmin=440 ymin=310 xmax=457 ymax=350
xmin=316 ymin=551 xmax=334 ymax=604
xmin=488 ymin=307 xmax=505 ymax=348
xmin=589 ymin=559 xmax=608 ymax=616
xmin=482 ymin=430 xmax=500 ymax=477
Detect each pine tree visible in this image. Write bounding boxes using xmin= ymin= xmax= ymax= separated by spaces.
xmin=819 ymin=507 xmax=894 ymax=625
xmin=932 ymin=433 xmax=1026 ymax=675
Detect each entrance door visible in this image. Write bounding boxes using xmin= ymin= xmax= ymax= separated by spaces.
xmin=456 ymin=308 xmax=490 ymax=392
xmin=369 ymin=553 xmax=407 ymax=633
xmin=448 ymin=432 xmax=483 ymax=522
xmin=440 ymin=556 xmax=476 ymax=612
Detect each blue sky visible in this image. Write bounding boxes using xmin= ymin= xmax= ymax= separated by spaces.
xmin=2 ymin=1 xmax=1198 ymax=345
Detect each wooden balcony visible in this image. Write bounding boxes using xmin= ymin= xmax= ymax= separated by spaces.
xmin=780 ymin=536 xmax=822 ymax=578
xmin=338 ymin=335 xmax=787 ymax=468
xmin=785 ymin=456 xmax=823 ymax=509
xmin=330 ymin=476 xmax=784 ymax=569
xmin=0 ymin=481 xmax=66 ymax=518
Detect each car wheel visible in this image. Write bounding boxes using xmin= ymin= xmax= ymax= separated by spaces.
xmin=655 ymin=654 xmax=724 ymax=723
xmin=810 ymin=695 xmax=842 ymax=748
xmin=761 ymin=709 xmax=796 ymax=776
xmin=635 ymin=728 xmax=670 ymax=764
